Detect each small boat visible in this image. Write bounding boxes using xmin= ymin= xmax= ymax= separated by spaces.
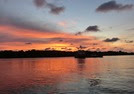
xmin=75 ymin=50 xmax=103 ymax=58
xmin=75 ymin=45 xmax=103 ymax=58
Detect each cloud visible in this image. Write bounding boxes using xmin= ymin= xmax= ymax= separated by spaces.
xmin=127 ymin=28 xmax=134 ymax=31
xmin=96 ymin=0 xmax=133 ymax=12
xmin=25 ymin=42 xmax=32 ymax=45
xmin=75 ymin=25 xmax=100 ymax=35
xmin=50 ymin=6 xmax=64 ymax=15
xmin=0 ymin=12 xmax=60 ymax=33
xmin=0 ymin=0 xmax=64 ymax=33
xmin=85 ymin=25 xmax=100 ymax=32
xmin=92 ymin=43 xmax=98 ymax=45
xmin=103 ymin=37 xmax=120 ymax=42
xmin=33 ymin=0 xmax=65 ymax=15
xmin=112 ymin=47 xmax=124 ymax=51
xmin=47 ymin=4 xmax=65 ymax=15
xmin=0 ymin=25 xmax=93 ymax=43
xmin=125 ymin=40 xmax=133 ymax=43
xmin=34 ymin=0 xmax=47 ymax=7
xmin=75 ymin=32 xmax=83 ymax=36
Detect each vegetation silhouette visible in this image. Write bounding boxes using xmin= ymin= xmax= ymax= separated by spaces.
xmin=0 ymin=50 xmax=133 ymax=58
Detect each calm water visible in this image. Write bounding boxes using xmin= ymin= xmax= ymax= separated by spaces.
xmin=0 ymin=56 xmax=134 ymax=94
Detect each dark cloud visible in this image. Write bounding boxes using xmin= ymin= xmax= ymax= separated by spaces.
xmin=96 ymin=0 xmax=133 ymax=12
xmin=125 ymin=40 xmax=133 ymax=43
xmin=104 ymin=37 xmax=120 ymax=42
xmin=61 ymin=47 xmax=67 ymax=49
xmin=33 ymin=0 xmax=65 ymax=15
xmin=34 ymin=0 xmax=47 ymax=7
xmin=67 ymin=48 xmax=72 ymax=51
xmin=75 ymin=32 xmax=82 ymax=35
xmin=85 ymin=25 xmax=100 ymax=32
xmin=76 ymin=45 xmax=87 ymax=50
xmin=59 ymin=39 xmax=63 ymax=42
xmin=75 ymin=25 xmax=100 ymax=35
xmin=48 ymin=4 xmax=65 ymax=15
xmin=79 ymin=45 xmax=87 ymax=49
xmin=50 ymin=6 xmax=64 ymax=15
xmin=112 ymin=47 xmax=124 ymax=51
xmin=45 ymin=47 xmax=52 ymax=51
xmin=25 ymin=42 xmax=32 ymax=45
xmin=92 ymin=43 xmax=98 ymax=45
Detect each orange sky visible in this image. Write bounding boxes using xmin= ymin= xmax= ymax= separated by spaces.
xmin=0 ymin=25 xmax=111 ymax=51
xmin=1 ymin=24 xmax=133 ymax=52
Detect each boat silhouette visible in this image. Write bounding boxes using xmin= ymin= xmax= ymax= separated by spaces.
xmin=75 ymin=46 xmax=103 ymax=58
xmin=75 ymin=50 xmax=86 ymax=58
xmin=75 ymin=50 xmax=103 ymax=58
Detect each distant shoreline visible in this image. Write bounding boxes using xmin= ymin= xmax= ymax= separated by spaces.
xmin=0 ymin=50 xmax=133 ymax=58
xmin=0 ymin=55 xmax=134 ymax=59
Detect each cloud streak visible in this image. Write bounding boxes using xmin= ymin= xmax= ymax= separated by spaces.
xmin=0 ymin=9 xmax=61 ymax=33
xmin=96 ymin=0 xmax=133 ymax=12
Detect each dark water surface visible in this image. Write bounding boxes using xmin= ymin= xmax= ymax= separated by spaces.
xmin=0 ymin=56 xmax=134 ymax=94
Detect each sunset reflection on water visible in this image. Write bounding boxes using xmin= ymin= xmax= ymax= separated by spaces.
xmin=0 ymin=56 xmax=134 ymax=94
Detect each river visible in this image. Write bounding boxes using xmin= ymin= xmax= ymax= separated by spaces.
xmin=0 ymin=56 xmax=134 ymax=94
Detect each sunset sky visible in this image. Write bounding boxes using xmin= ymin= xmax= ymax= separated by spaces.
xmin=0 ymin=0 xmax=134 ymax=52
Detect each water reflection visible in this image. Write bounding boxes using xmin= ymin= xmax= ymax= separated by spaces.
xmin=76 ymin=58 xmax=85 ymax=72
xmin=76 ymin=58 xmax=101 ymax=88
xmin=0 ymin=56 xmax=134 ymax=94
